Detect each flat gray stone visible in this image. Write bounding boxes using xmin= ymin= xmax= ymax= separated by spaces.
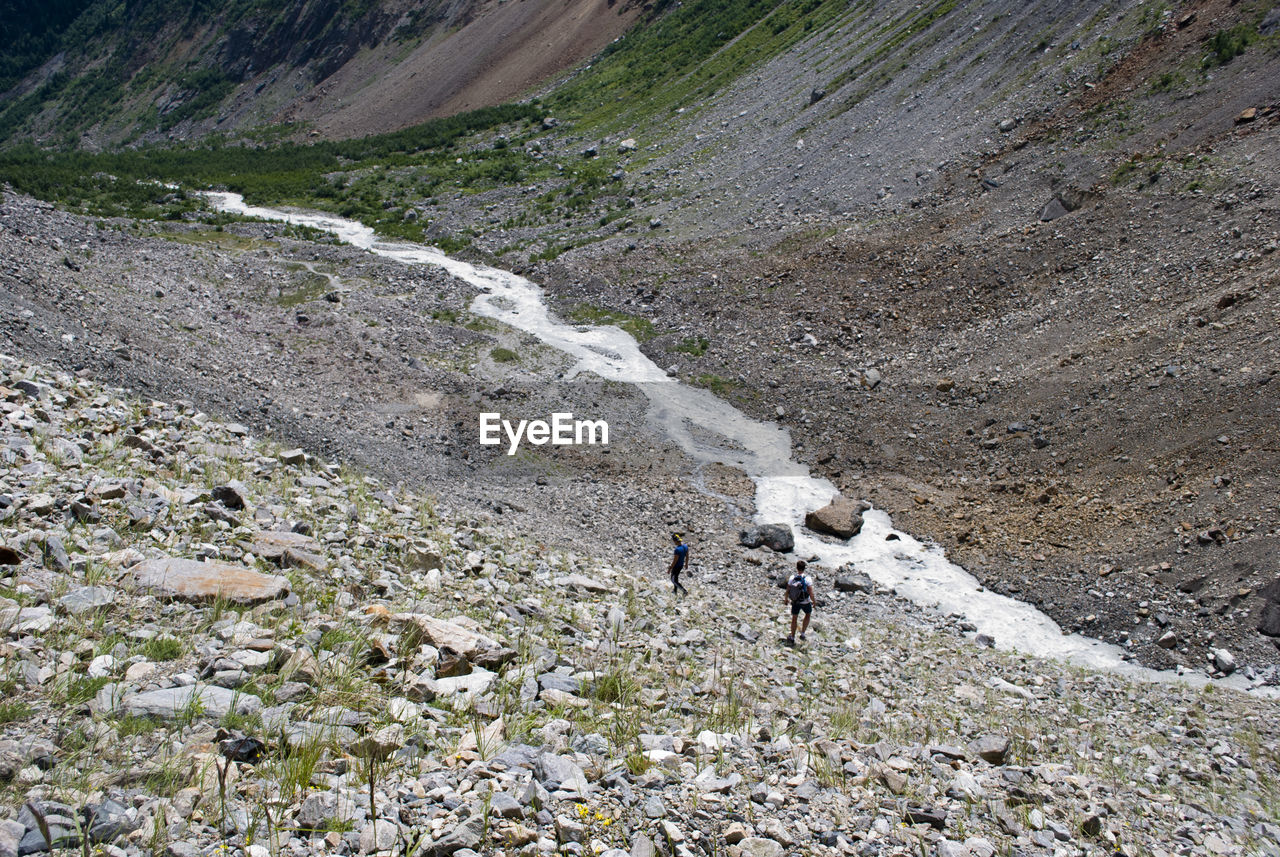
xmin=537 ymin=752 xmax=592 ymax=797
xmin=738 ymin=839 xmax=783 ymax=857
xmin=131 ymin=556 xmax=289 ymax=605
xmin=0 ymin=605 xmax=54 ymax=633
xmin=488 ymin=792 xmax=524 ymax=819
xmin=552 ymin=573 xmax=612 ymax=593
xmin=121 ymin=684 xmax=261 ymax=720
xmin=296 ymin=792 xmax=363 ymax=831
xmin=248 ymin=530 xmax=321 ymax=561
xmin=58 ymin=585 xmax=117 ymax=616
xmin=537 ymin=673 xmax=580 ymax=694
xmin=1039 ymin=197 xmax=1070 ymax=221
xmin=968 ymin=734 xmax=1010 ymax=765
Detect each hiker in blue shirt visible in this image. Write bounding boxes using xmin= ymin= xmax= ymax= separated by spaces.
xmin=668 ymin=533 xmax=690 ymax=596
xmin=785 ymin=560 xmax=815 ymax=645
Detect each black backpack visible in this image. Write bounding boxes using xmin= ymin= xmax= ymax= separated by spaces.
xmin=787 ymin=574 xmax=809 ymax=603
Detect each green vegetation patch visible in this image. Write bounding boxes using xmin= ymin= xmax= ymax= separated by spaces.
xmin=693 ymin=372 xmax=738 ymax=396
xmin=0 ymin=103 xmax=546 ymax=229
xmin=490 ymin=346 xmax=519 ymax=363
xmin=274 ymin=274 xmax=332 ymax=307
xmin=567 ymin=303 xmax=658 ymax=341
xmin=0 ymin=701 xmax=33 ymax=724
xmin=1203 ymin=24 xmax=1258 ymax=67
xmin=141 ymin=636 xmax=184 ymax=661
xmin=151 ymin=229 xmax=263 ymax=252
xmin=549 ymin=0 xmax=850 ymax=133
xmin=674 ymin=336 xmax=710 ymax=357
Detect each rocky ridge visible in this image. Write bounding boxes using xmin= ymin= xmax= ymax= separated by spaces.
xmin=2 ymin=356 xmax=1279 ymax=856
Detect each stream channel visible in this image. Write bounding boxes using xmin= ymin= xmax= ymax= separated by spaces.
xmin=207 ymin=192 xmax=1272 ymax=697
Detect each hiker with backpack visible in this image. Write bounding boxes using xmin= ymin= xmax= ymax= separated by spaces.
xmin=785 ymin=560 xmax=815 ymax=645
xmin=668 ymin=532 xmax=690 ymax=596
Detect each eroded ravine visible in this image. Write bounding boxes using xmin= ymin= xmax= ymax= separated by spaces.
xmin=206 ymin=192 xmax=1273 ymax=697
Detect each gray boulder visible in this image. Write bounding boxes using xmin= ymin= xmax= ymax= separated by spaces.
xmin=1039 ymin=197 xmax=1070 ymax=222
xmin=1258 ymin=601 xmax=1280 ymax=637
xmin=738 ymin=523 xmax=794 ymax=553
xmin=834 ymin=570 xmax=874 ymax=594
xmin=58 ymin=585 xmax=117 ymax=616
xmin=424 ymin=815 xmax=484 ymax=856
xmin=17 ymin=801 xmax=79 ymax=854
xmin=296 ymin=791 xmax=363 ymax=831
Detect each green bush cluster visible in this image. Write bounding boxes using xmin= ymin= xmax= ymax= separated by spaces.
xmin=1204 ymin=24 xmax=1257 ymax=67
xmin=0 ymin=103 xmax=546 ymax=229
xmin=550 ymin=0 xmax=846 ymax=130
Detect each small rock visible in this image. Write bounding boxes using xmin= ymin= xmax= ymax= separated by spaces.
xmin=1211 ymin=648 xmax=1236 ymax=675
xmin=737 ymin=837 xmax=783 ymax=857
xmin=968 ymin=734 xmax=1010 ymax=765
xmin=359 ymin=819 xmax=399 ymax=854
xmin=629 ymin=834 xmax=657 ymax=857
xmin=834 ymin=570 xmax=874 ymax=593
xmin=58 ymin=585 xmax=116 ymax=616
xmin=352 ymin=724 xmax=405 ymax=760
xmin=1040 ymin=197 xmax=1070 ymax=222
xmin=489 ymin=792 xmax=524 ymax=819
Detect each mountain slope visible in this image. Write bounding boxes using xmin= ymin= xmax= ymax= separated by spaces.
xmin=0 ymin=0 xmax=642 ymax=146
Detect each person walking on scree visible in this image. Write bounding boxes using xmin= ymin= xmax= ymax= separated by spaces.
xmin=785 ymin=560 xmax=815 ymax=645
xmin=668 ymin=533 xmax=690 ymax=596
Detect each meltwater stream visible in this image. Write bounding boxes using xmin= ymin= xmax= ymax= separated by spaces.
xmin=207 ymin=192 xmax=1268 ymax=696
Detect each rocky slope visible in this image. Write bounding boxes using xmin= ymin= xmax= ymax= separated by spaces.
xmin=510 ymin=0 xmax=1280 ymax=675
xmin=2 ymin=355 xmax=1279 ymax=857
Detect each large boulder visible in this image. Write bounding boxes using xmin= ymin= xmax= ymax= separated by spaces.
xmin=834 ymin=570 xmax=874 ymax=594
xmin=739 ymin=524 xmax=794 ymax=553
xmin=1256 ymin=579 xmax=1280 ymax=637
xmin=805 ymin=496 xmax=870 ymax=539
xmin=131 ymin=557 xmax=289 ymax=605
xmin=1257 ymin=601 xmax=1280 ymax=638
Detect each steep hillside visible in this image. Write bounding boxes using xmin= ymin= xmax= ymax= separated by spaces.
xmin=0 ymin=0 xmax=640 ymax=146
